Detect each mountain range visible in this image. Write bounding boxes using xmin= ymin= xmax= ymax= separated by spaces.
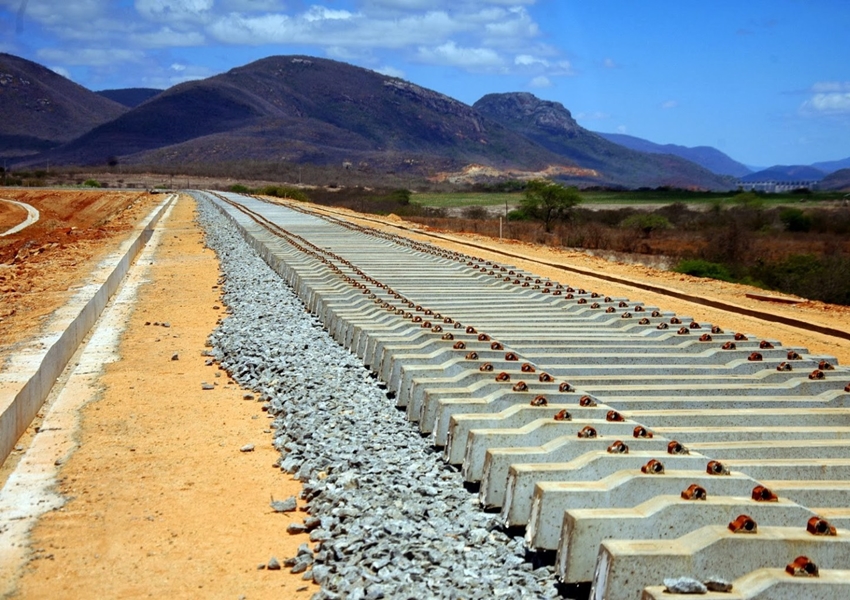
xmin=0 ymin=52 xmax=127 ymax=158
xmin=1 ymin=52 xmax=847 ymax=191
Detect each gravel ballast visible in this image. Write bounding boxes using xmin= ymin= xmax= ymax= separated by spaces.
xmin=195 ymin=195 xmax=561 ymax=600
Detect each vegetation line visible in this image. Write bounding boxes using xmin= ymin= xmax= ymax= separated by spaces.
xmin=296 ymin=200 xmax=850 ymax=344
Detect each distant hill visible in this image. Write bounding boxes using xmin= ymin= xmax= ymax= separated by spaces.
xmin=740 ymin=165 xmax=826 ymax=183
xmin=595 ymin=132 xmax=751 ymax=178
xmin=34 ymin=55 xmax=583 ymax=175
xmin=96 ymin=87 xmax=162 ymax=108
xmin=474 ymin=93 xmax=732 ymax=190
xmin=820 ymin=168 xmax=850 ymax=191
xmin=811 ymin=157 xmax=850 ymax=174
xmin=0 ymin=53 xmax=127 ymax=158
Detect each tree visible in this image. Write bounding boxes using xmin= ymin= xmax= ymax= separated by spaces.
xmin=519 ymin=179 xmax=582 ymax=232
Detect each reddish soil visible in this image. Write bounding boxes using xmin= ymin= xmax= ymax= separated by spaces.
xmin=0 ymin=189 xmax=162 ymax=357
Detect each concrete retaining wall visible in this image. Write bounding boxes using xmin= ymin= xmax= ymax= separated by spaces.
xmin=0 ymin=194 xmax=176 ymax=463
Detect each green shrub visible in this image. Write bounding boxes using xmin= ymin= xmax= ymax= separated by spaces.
xmin=779 ymin=207 xmax=813 ymax=232
xmin=507 ymin=209 xmax=531 ymax=221
xmin=228 ymin=184 xmax=250 ymax=193
xmin=256 ymin=185 xmax=309 ymax=201
xmin=673 ymin=259 xmax=734 ymax=282
xmin=619 ymin=213 xmax=672 ymax=237
xmin=82 ymin=179 xmax=101 ymax=188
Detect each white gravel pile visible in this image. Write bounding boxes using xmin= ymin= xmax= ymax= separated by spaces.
xmin=195 ymin=196 xmax=561 ymax=600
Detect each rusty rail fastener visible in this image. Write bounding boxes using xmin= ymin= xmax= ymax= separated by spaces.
xmin=808 ymin=369 xmax=825 ymax=380
xmin=505 ymin=352 xmax=519 ymax=361
xmin=490 ymin=341 xmax=503 ymax=350
xmin=721 ymin=341 xmax=736 ymax=350
xmin=607 ymin=440 xmax=629 ymax=454
xmin=558 ymin=381 xmax=572 ymax=391
xmin=707 ymin=460 xmax=730 ymax=475
xmin=681 ymin=484 xmax=707 ymax=501
xmin=495 ymin=372 xmax=511 ymax=382
xmin=748 ymin=352 xmax=763 ymax=361
xmin=641 ymin=459 xmax=665 ymax=474
xmin=530 ymin=395 xmax=548 ymax=407
xmin=521 ymin=363 xmax=536 ymax=373
xmin=554 ymin=409 xmax=571 ymax=421
xmin=441 ymin=333 xmax=454 ymax=341
xmin=577 ymin=425 xmax=597 ymax=438
xmin=752 ymin=485 xmax=779 ymax=502
xmin=759 ymin=340 xmax=774 ymax=349
xmin=454 ymin=341 xmax=467 ymax=350
xmin=807 ymin=516 xmax=837 ymax=536
xmin=633 ymin=426 xmax=653 ymax=439
xmin=479 ymin=363 xmax=494 ymax=372
xmin=512 ymin=381 xmax=529 ymax=392
xmin=776 ymin=362 xmax=792 ymax=371
xmin=579 ymin=395 xmax=597 ymax=407
xmin=667 ymin=441 xmax=689 ymax=455
xmin=728 ymin=514 xmax=757 ymax=534
xmin=819 ymin=360 xmax=835 ymax=370
xmin=711 ymin=325 xmax=724 ymax=334
xmin=786 ymin=556 xmax=819 ymax=577
xmin=538 ymin=372 xmax=554 ymax=382
xmin=606 ymin=410 xmax=624 ymax=422
xmin=699 ymin=333 xmax=713 ymax=342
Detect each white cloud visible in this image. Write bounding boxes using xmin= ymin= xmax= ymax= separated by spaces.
xmin=134 ymin=0 xmax=215 ymax=23
xmin=416 ymin=41 xmax=503 ymax=69
xmin=575 ymin=111 xmax=610 ymax=121
xmin=131 ymin=27 xmax=206 ymax=48
xmin=661 ymin=99 xmax=678 ymax=109
xmin=800 ymin=82 xmax=850 ymax=115
xmin=377 ymin=65 xmax=405 ymax=79
xmin=529 ymin=75 xmax=551 ymax=88
xmin=516 ymin=54 xmax=548 ymax=67
xmin=603 ymin=57 xmax=617 ymax=69
xmin=48 ymin=65 xmax=72 ymax=79
xmin=37 ymin=47 xmax=147 ymax=67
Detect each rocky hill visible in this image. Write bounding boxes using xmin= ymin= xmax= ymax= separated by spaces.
xmin=36 ymin=56 xmax=574 ymax=176
xmin=0 ymin=53 xmax=127 ymax=158
xmin=96 ymin=88 xmax=162 ymax=108
xmin=740 ymin=165 xmax=826 ymax=183
xmin=474 ymin=93 xmax=732 ymax=189
xmin=820 ymin=168 xmax=850 ymax=191
xmin=595 ymin=132 xmax=751 ymax=178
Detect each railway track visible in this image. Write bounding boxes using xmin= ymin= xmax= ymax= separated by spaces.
xmin=201 ymin=191 xmax=850 ymax=599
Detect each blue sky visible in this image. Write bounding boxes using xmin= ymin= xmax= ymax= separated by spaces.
xmin=1 ymin=1 xmax=848 ymax=167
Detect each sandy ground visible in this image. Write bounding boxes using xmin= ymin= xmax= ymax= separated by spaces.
xmin=4 ymin=196 xmax=316 ymax=599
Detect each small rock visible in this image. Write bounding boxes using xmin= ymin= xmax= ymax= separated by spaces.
xmin=271 ymin=496 xmax=298 ymax=512
xmin=301 ymin=570 xmax=312 ymax=581
xmin=240 ymin=444 xmax=255 ymax=452
xmin=290 ymin=559 xmax=310 ymax=574
xmin=201 ymin=382 xmax=215 ymax=390
xmin=704 ymin=578 xmax=733 ymax=592
xmin=283 ymin=557 xmax=297 ymax=568
xmin=171 ymin=353 xmax=179 ymax=361
xmin=267 ymin=556 xmax=281 ymax=571
xmin=161 ymin=322 xmax=171 ymax=328
xmin=664 ymin=577 xmax=708 ymax=594
xmin=243 ymin=393 xmax=255 ymax=400
xmin=257 ymin=564 xmax=266 ymax=570
xmin=287 ymin=522 xmax=308 ymax=534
